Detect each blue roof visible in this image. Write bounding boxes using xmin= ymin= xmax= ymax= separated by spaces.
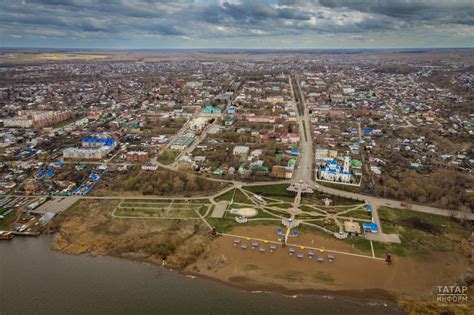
xmin=363 ymin=223 xmax=378 ymax=231
xmin=82 ymin=138 xmax=115 ymax=146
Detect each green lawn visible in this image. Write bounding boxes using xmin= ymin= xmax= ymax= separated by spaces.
xmin=215 ymin=189 xmax=253 ymax=204
xmin=317 ymin=181 xmax=363 ymax=193
xmin=302 ymin=192 xmax=359 ymax=206
xmin=345 ymin=209 xmax=372 ymax=220
xmin=243 ymin=184 xmax=292 ymax=197
xmin=373 ymin=207 xmax=469 ymax=256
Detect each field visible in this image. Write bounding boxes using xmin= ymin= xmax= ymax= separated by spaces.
xmin=377 ymin=207 xmax=471 ymax=256
xmin=51 ymin=199 xmax=211 ymax=269
xmin=113 ymin=199 xmax=209 ymax=219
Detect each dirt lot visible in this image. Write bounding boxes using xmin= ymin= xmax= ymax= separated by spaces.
xmin=188 ymin=225 xmax=470 ymax=299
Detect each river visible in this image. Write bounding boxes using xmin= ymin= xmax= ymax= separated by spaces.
xmin=0 ymin=236 xmax=404 ymax=314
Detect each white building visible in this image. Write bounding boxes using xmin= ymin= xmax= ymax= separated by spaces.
xmin=319 ymin=156 xmax=353 ymax=183
xmin=190 ymin=117 xmax=209 ymax=132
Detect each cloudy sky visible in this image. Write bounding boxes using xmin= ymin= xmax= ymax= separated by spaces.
xmin=1 ymin=0 xmax=473 ymax=49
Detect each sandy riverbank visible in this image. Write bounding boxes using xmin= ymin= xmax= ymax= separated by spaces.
xmin=49 ymin=199 xmax=472 ymax=313
xmin=186 ymin=226 xmax=469 ymax=299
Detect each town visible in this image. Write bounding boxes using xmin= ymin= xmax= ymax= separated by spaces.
xmin=1 ymin=49 xmax=473 ymax=314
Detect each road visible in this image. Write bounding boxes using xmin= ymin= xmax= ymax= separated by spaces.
xmin=6 ymin=75 xmax=472 ymax=222
xmin=316 ymin=182 xmax=474 ymax=220
xmin=290 ymin=75 xmax=314 ymax=183
xmin=290 ymin=75 xmax=473 ymax=222
xmin=170 ymin=118 xmax=218 ymax=167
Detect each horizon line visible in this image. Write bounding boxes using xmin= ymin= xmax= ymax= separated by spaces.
xmin=1 ymin=47 xmax=474 ymax=51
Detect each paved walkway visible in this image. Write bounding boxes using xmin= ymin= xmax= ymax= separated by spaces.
xmin=211 ymin=201 xmax=228 ymax=218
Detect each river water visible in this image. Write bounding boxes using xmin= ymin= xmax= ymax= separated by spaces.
xmin=1 ymin=236 xmax=404 ymax=314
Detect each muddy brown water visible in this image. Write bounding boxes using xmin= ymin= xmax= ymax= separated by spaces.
xmin=0 ymin=235 xmax=404 ymax=314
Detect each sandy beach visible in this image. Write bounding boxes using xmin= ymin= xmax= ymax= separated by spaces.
xmin=187 ymin=226 xmax=469 ymax=300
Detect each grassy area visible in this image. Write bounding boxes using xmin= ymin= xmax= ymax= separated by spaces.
xmin=268 ymin=202 xmax=294 ymax=209
xmin=317 ymin=181 xmax=363 ymax=193
xmin=121 ymin=203 xmax=170 ymax=208
xmin=215 ymin=189 xmax=234 ymax=202
xmin=115 ymin=207 xmax=166 ymax=218
xmin=243 ymin=184 xmax=292 ymax=197
xmin=121 ymin=199 xmax=204 ymax=204
xmin=343 ymin=207 xmax=471 ymax=257
xmin=51 ymin=199 xmax=210 ymax=270
xmin=215 ymin=189 xmax=253 ymax=204
xmin=302 ymin=192 xmax=359 ymax=206
xmin=166 ymin=210 xmax=200 ymax=218
xmin=157 ymin=149 xmax=180 ymax=165
xmin=206 ymin=217 xmax=281 ymax=233
xmin=253 ymin=209 xmax=283 ymax=219
xmin=206 ymin=217 xmax=239 ymax=233
xmin=300 ymin=205 xmax=326 ymax=214
xmin=197 ymin=206 xmax=210 ymax=217
xmin=345 ymin=209 xmax=372 ymax=220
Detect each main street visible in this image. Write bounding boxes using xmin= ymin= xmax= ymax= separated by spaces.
xmin=289 ymin=74 xmax=474 ymax=222
xmin=5 ymin=75 xmax=473 ymax=222
xmin=289 ymin=75 xmax=314 ymax=184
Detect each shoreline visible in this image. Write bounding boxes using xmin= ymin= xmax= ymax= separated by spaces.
xmin=184 ymin=270 xmax=398 ymax=303
xmin=46 ymin=228 xmax=472 ymax=314
xmin=50 ymin=239 xmax=399 ymax=305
